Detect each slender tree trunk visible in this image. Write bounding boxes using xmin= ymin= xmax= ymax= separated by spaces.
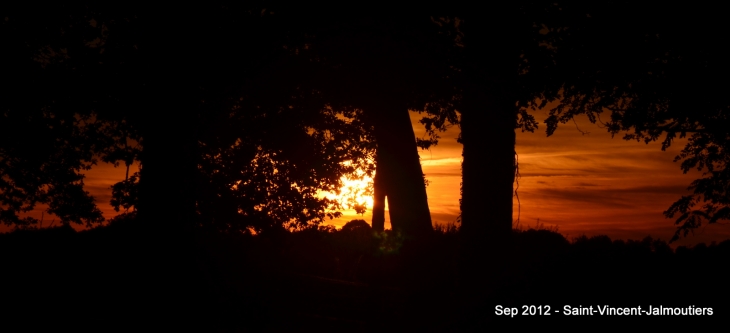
xmin=371 ymin=166 xmax=386 ymax=231
xmin=369 ymin=105 xmax=432 ymax=238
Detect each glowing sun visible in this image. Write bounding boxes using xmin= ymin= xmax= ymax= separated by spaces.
xmin=321 ymin=174 xmax=374 ymax=215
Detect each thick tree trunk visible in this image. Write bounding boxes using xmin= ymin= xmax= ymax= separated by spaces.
xmin=457 ymin=4 xmax=520 ymax=247
xmin=135 ymin=10 xmax=200 ymax=234
xmin=369 ymin=105 xmax=432 ymax=238
xmin=458 ymin=83 xmax=517 ymax=328
xmin=136 ymin=108 xmax=198 ymax=232
xmin=460 ymin=86 xmax=516 ymax=250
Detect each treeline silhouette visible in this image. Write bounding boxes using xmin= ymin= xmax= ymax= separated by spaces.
xmin=3 ymin=218 xmax=728 ymax=330
xmin=4 ymin=3 xmax=730 ymax=330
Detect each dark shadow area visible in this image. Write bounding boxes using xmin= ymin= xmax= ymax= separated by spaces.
xmin=3 ymin=218 xmax=729 ymax=330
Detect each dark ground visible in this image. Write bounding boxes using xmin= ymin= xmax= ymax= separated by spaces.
xmin=2 ymin=221 xmax=728 ymax=331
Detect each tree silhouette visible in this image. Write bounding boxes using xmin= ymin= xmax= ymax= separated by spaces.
xmin=1 ymin=5 xmax=109 ymax=228
xmin=1 ymin=5 xmax=377 ymax=234
xmin=414 ymin=5 xmax=558 ymax=252
xmin=282 ymin=9 xmax=460 ymax=238
xmin=421 ymin=2 xmax=730 ymax=247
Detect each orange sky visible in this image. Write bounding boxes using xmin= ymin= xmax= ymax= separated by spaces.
xmin=512 ymin=114 xmax=730 ymax=247
xmin=6 ymin=109 xmax=730 ymax=246
xmin=325 ymin=109 xmax=730 ymax=247
xmin=405 ymin=110 xmax=730 ymax=247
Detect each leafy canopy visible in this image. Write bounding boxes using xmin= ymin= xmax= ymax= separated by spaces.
xmin=0 ymin=5 xmax=377 ymax=233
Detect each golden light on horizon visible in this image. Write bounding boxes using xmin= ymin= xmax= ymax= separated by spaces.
xmin=7 ymin=109 xmax=730 ymax=247
xmin=320 ymin=173 xmax=374 ymax=217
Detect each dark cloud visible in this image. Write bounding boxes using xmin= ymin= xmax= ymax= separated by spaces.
xmin=520 ymin=173 xmax=583 ymax=178
xmin=424 ymin=172 xmax=461 ymax=177
xmin=564 ymin=155 xmax=591 ymax=162
xmin=550 ymin=165 xmax=649 ymax=174
xmin=532 ymin=188 xmax=638 ymax=209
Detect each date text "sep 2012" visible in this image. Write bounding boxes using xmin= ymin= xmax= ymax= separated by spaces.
xmin=495 ymin=305 xmax=552 ymax=317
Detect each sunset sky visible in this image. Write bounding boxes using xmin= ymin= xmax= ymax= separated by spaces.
xmin=9 ymin=109 xmax=730 ymax=247
xmin=330 ymin=109 xmax=730 ymax=247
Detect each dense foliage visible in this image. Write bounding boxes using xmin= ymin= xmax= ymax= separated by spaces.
xmin=1 ymin=5 xmax=377 ymax=232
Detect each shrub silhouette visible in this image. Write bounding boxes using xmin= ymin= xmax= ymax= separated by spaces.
xmin=340 ymin=219 xmax=372 ymax=233
xmin=332 ymin=220 xmax=374 ymax=280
